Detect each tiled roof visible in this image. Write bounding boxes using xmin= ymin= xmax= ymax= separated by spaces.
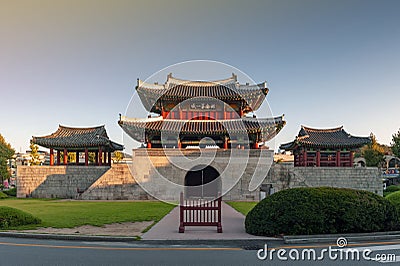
xmin=119 ymin=116 xmax=285 ymax=143
xmin=32 ymin=125 xmax=123 ymax=151
xmin=280 ymin=126 xmax=371 ymax=150
xmin=136 ymin=73 xmax=269 ymax=113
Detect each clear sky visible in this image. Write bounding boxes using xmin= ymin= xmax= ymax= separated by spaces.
xmin=1 ymin=0 xmax=399 ymax=153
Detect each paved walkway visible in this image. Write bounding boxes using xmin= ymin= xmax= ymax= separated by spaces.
xmin=142 ymin=202 xmax=274 ymax=240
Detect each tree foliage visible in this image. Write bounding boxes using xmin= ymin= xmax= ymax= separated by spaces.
xmin=29 ymin=141 xmax=41 ymax=166
xmin=391 ymin=129 xmax=400 ymax=159
xmin=0 ymin=134 xmax=15 ymax=182
xmin=113 ymin=151 xmax=124 ymax=163
xmin=362 ymin=133 xmax=385 ymax=167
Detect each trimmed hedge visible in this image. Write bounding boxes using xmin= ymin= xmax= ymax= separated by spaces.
xmin=0 ymin=206 xmax=41 ymax=229
xmin=386 ymin=185 xmax=400 ymax=193
xmin=3 ymin=188 xmax=16 ymax=197
xmin=386 ymin=191 xmax=400 ymax=215
xmin=245 ymin=187 xmax=399 ymax=236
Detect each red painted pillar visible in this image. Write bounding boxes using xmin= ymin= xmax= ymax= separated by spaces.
xmin=224 ymin=137 xmax=228 ymax=149
xmin=147 ymin=142 xmax=152 ymax=149
xmin=104 ymin=151 xmax=107 ymax=165
xmin=50 ymin=148 xmax=54 ymax=166
xmin=99 ymin=147 xmax=103 ymax=166
xmin=95 ymin=151 xmax=98 ymax=165
xmin=85 ymin=148 xmax=89 ymax=166
xmin=57 ymin=150 xmax=61 ymax=166
xmin=303 ymin=149 xmax=307 ymax=166
xmin=239 ymin=109 xmax=244 ymax=117
xmin=316 ymin=150 xmax=321 ymax=167
xmin=76 ymin=151 xmax=79 ymax=165
xmin=350 ymin=151 xmax=354 ymax=167
xmin=63 ymin=149 xmax=68 ymax=165
xmin=178 ymin=139 xmax=182 ymax=149
xmin=336 ymin=151 xmax=341 ymax=167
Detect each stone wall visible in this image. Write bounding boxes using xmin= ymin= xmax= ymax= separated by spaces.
xmin=17 ymin=149 xmax=382 ymax=200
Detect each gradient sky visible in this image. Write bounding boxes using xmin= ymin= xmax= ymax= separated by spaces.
xmin=1 ymin=0 xmax=399 ymax=153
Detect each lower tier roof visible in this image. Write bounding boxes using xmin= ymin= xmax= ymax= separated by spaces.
xmin=119 ymin=116 xmax=285 ymax=143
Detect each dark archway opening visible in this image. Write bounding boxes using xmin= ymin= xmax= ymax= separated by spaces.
xmin=184 ymin=165 xmax=221 ymax=198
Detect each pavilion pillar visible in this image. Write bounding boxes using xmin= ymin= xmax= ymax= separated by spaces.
xmin=84 ymin=148 xmax=89 ymax=166
xmin=76 ymin=151 xmax=79 ymax=165
xmin=224 ymin=137 xmax=228 ymax=149
xmin=350 ymin=151 xmax=354 ymax=167
xmin=95 ymin=151 xmax=98 ymax=165
xmin=50 ymin=148 xmax=54 ymax=166
xmin=63 ymin=148 xmax=68 ymax=165
xmin=99 ymin=147 xmax=103 ymax=166
xmin=336 ymin=150 xmax=341 ymax=167
xmin=316 ymin=150 xmax=321 ymax=167
xmin=239 ymin=108 xmax=244 ymax=117
xmin=303 ymin=149 xmax=307 ymax=167
xmin=177 ymin=139 xmax=182 ymax=149
xmin=147 ymin=142 xmax=152 ymax=149
xmin=104 ymin=151 xmax=107 ymax=165
xmin=108 ymin=152 xmax=112 ymax=166
xmin=57 ymin=150 xmax=61 ymax=166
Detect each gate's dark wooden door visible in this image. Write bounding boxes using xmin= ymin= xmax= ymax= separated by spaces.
xmin=184 ymin=165 xmax=221 ymax=198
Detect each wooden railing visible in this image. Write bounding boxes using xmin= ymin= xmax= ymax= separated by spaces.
xmin=179 ymin=192 xmax=222 ymax=233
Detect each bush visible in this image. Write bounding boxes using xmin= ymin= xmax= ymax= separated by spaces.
xmin=0 ymin=192 xmax=8 ymax=199
xmin=245 ymin=187 xmax=399 ymax=236
xmin=3 ymin=187 xmax=16 ymax=197
xmin=0 ymin=206 xmax=41 ymax=229
xmin=386 ymin=191 xmax=400 ymax=215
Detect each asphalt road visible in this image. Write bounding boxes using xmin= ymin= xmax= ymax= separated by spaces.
xmin=0 ymin=237 xmax=400 ymax=265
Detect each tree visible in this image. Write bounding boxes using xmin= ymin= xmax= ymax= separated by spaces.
xmin=362 ymin=133 xmax=385 ymax=167
xmin=391 ymin=129 xmax=400 ymax=158
xmin=113 ymin=151 xmax=124 ymax=163
xmin=0 ymin=134 xmax=15 ymax=183
xmin=29 ymin=141 xmax=41 ymax=165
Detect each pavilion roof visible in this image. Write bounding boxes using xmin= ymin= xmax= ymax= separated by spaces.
xmin=136 ymin=73 xmax=269 ymax=113
xmin=279 ymin=126 xmax=371 ymax=150
xmin=32 ymin=125 xmax=124 ymax=151
xmin=118 ymin=116 xmax=285 ymax=143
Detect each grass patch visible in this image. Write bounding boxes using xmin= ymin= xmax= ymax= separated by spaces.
xmin=226 ymin=201 xmax=257 ymax=215
xmin=0 ymin=192 xmax=8 ymax=199
xmin=0 ymin=199 xmax=175 ymax=229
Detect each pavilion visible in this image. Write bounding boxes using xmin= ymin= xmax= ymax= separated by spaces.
xmin=32 ymin=125 xmax=123 ymax=166
xmin=280 ymin=126 xmax=370 ymax=167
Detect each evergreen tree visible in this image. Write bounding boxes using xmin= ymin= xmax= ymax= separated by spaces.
xmin=391 ymin=129 xmax=400 ymax=158
xmin=362 ymin=133 xmax=385 ymax=167
xmin=0 ymin=134 xmax=15 ymax=183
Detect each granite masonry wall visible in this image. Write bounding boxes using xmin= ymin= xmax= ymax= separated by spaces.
xmin=17 ymin=149 xmax=382 ymax=200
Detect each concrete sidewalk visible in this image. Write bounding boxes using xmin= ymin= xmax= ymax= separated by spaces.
xmin=142 ymin=202 xmax=275 ymax=240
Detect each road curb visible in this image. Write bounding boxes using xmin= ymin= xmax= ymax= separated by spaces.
xmin=284 ymin=231 xmax=400 ymax=244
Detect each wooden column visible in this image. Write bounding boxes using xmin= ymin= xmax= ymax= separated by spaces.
xmin=303 ymin=149 xmax=308 ymax=166
xmin=84 ymin=148 xmax=89 ymax=166
xmin=63 ymin=149 xmax=68 ymax=165
xmin=336 ymin=150 xmax=341 ymax=167
xmin=316 ymin=150 xmax=321 ymax=167
xmin=239 ymin=108 xmax=244 ymax=117
xmin=147 ymin=142 xmax=152 ymax=149
xmin=350 ymin=151 xmax=354 ymax=167
xmin=76 ymin=151 xmax=79 ymax=165
xmin=108 ymin=152 xmax=112 ymax=166
xmin=57 ymin=150 xmax=61 ymax=166
xmin=224 ymin=137 xmax=228 ymax=149
xmin=104 ymin=151 xmax=107 ymax=165
xmin=98 ymin=147 xmax=102 ymax=166
xmin=177 ymin=139 xmax=182 ymax=149
xmin=50 ymin=148 xmax=54 ymax=166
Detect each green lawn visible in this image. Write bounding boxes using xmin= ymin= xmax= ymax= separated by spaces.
xmin=0 ymin=199 xmax=175 ymax=229
xmin=226 ymin=201 xmax=257 ymax=215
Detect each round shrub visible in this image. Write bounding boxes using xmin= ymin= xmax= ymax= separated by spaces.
xmin=386 ymin=190 xmax=400 ymax=214
xmin=0 ymin=206 xmax=41 ymax=229
xmin=386 ymin=185 xmax=400 ymax=193
xmin=245 ymin=187 xmax=399 ymax=236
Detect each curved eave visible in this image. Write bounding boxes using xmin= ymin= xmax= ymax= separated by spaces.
xmin=32 ymin=137 xmax=124 ymax=152
xmin=119 ymin=116 xmax=285 ymax=143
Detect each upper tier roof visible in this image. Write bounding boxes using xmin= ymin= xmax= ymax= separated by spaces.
xmin=32 ymin=125 xmax=123 ymax=151
xmin=118 ymin=116 xmax=285 ymax=143
xmin=279 ymin=126 xmax=371 ymax=150
xmin=136 ymin=73 xmax=269 ymax=113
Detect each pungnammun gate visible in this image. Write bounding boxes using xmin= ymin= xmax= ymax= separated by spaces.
xmin=16 ymin=74 xmax=383 ymax=200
